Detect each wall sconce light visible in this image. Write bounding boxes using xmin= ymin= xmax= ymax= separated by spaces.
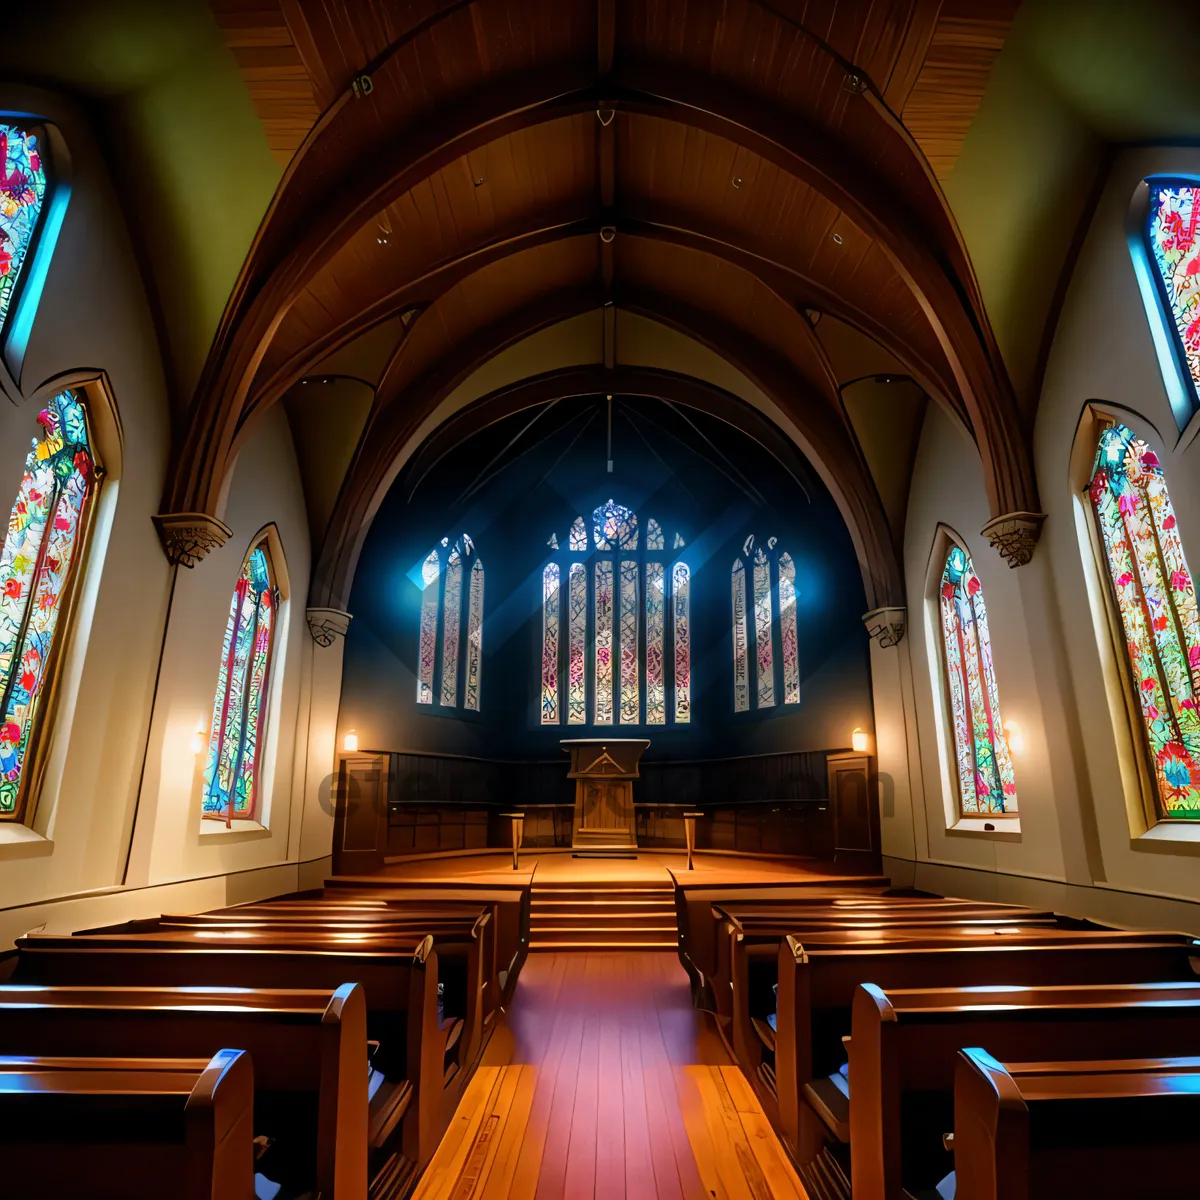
xmin=343 ymin=730 xmax=359 ymax=753
xmin=851 ymin=727 xmax=869 ymax=753
xmin=190 ymin=721 xmax=207 ymax=756
xmin=1004 ymin=719 xmax=1025 ymax=755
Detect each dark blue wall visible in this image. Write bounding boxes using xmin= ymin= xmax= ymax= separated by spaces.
xmin=340 ymin=395 xmax=873 ymax=762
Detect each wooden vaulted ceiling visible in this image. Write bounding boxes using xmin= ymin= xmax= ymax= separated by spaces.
xmin=191 ymin=0 xmax=1027 ymax=612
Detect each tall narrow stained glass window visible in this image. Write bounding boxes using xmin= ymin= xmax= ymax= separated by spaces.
xmin=0 ymin=390 xmax=97 ymax=821
xmin=203 ymin=541 xmax=279 ymax=826
xmin=415 ymin=534 xmax=484 ymax=711
xmin=1089 ymin=424 xmax=1200 ymax=818
xmin=937 ymin=545 xmax=1017 ymax=817
xmin=1144 ymin=181 xmax=1200 ymax=414
xmin=731 ymin=536 xmax=800 ymax=714
xmin=541 ymin=564 xmax=559 ymax=724
xmin=0 ymin=124 xmax=49 ymax=336
xmin=541 ymin=500 xmax=689 ymax=726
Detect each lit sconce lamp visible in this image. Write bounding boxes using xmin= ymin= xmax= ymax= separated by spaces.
xmin=1004 ymin=719 xmax=1025 ymax=755
xmin=851 ymin=727 xmax=869 ymax=754
xmin=190 ymin=721 xmax=207 ymax=756
xmin=343 ymin=730 xmax=359 ymax=753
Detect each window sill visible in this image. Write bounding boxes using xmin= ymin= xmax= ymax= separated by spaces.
xmin=198 ymin=819 xmax=271 ymax=844
xmin=0 ymin=822 xmax=54 ymax=860
xmin=945 ymin=816 xmax=1022 ymax=842
xmin=1131 ymin=820 xmax=1200 ymax=855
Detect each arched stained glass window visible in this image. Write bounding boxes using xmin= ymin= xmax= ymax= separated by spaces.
xmin=731 ymin=536 xmax=800 ymax=714
xmin=416 ymin=534 xmax=484 ymax=711
xmin=1089 ymin=424 xmax=1200 ymax=818
xmin=542 ymin=500 xmax=689 ymax=726
xmin=541 ymin=564 xmax=559 ymax=724
xmin=0 ymin=390 xmax=96 ymax=821
xmin=938 ymin=545 xmax=1017 ymax=816
xmin=1144 ymin=181 xmax=1200 ymax=414
xmin=203 ymin=540 xmax=278 ymax=826
xmin=0 ymin=124 xmax=49 ymax=336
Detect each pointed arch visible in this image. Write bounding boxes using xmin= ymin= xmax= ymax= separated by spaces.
xmin=416 ymin=549 xmax=439 ymax=705
xmin=0 ymin=389 xmax=99 ymax=822
xmin=540 ymin=563 xmax=559 ymax=725
xmin=732 ymin=558 xmax=749 ymax=714
xmin=673 ymin=561 xmax=691 ymax=723
xmin=753 ymin=547 xmax=776 ymax=709
xmin=440 ymin=541 xmax=463 ymax=707
xmin=1088 ymin=422 xmax=1200 ymax=819
xmin=465 ymin=556 xmax=484 ymax=712
xmin=936 ymin=541 xmax=1017 ymax=817
xmin=779 ymin=552 xmax=800 ymax=705
xmin=203 ymin=536 xmax=280 ymax=826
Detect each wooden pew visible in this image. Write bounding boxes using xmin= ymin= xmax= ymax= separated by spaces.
xmin=13 ymin=929 xmax=451 ymax=1167
xmin=154 ymin=905 xmax=496 ymax=1066
xmin=58 ymin=909 xmax=491 ymax=1077
xmin=772 ymin=931 xmax=1200 ymax=1156
xmin=851 ymin=980 xmax=1200 ymax=1200
xmin=0 ymin=1049 xmax=254 ymax=1200
xmin=953 ymin=1049 xmax=1200 ymax=1200
xmin=0 ymin=982 xmax=368 ymax=1200
xmin=322 ymin=878 xmax=531 ymax=1004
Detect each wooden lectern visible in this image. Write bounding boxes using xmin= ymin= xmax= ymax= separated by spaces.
xmin=561 ymin=739 xmax=649 ymax=855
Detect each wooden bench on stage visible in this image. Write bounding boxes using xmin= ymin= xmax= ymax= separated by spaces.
xmin=0 ymin=982 xmax=370 ymax=1200
xmin=953 ymin=1050 xmax=1200 ymax=1200
xmin=850 ymin=980 xmax=1200 ymax=1200
xmin=14 ymin=925 xmax=461 ymax=1170
xmin=0 ymin=1049 xmax=254 ymax=1200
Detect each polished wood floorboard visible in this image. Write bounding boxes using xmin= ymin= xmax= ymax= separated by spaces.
xmin=412 ymin=953 xmax=807 ymax=1200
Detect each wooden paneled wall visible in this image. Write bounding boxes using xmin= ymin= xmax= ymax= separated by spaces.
xmin=382 ymin=749 xmax=839 ymax=857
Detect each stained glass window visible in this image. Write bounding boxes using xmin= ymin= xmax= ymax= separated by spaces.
xmin=753 ymin=548 xmax=776 ymax=709
xmin=416 ymin=550 xmax=439 ymax=705
xmin=594 ymin=559 xmax=614 ymax=723
xmin=542 ymin=503 xmax=687 ymax=726
xmin=673 ymin=562 xmax=691 ymax=723
xmin=465 ymin=558 xmax=484 ymax=712
xmin=203 ymin=541 xmax=278 ymax=825
xmin=0 ymin=124 xmax=49 ymax=336
xmin=938 ymin=545 xmax=1017 ymax=816
xmin=440 ymin=543 xmax=463 ymax=707
xmin=1089 ymin=424 xmax=1200 ymax=818
xmin=1144 ymin=182 xmax=1200 ymax=411
xmin=594 ymin=499 xmax=637 ymax=550
xmin=732 ymin=559 xmax=749 ymax=713
xmin=0 ymin=390 xmax=96 ymax=821
xmin=541 ymin=564 xmax=559 ymax=725
xmin=779 ymin=553 xmax=800 ymax=705
xmin=731 ymin=538 xmax=800 ymax=714
xmin=646 ymin=563 xmax=665 ymax=725
xmin=416 ymin=535 xmax=482 ymax=710
xmin=568 ymin=562 xmax=587 ymax=724
xmin=619 ymin=559 xmax=639 ymax=723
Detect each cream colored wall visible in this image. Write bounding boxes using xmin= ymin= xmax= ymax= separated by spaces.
xmin=894 ymin=145 xmax=1200 ymax=930
xmin=0 ymin=87 xmax=331 ymax=948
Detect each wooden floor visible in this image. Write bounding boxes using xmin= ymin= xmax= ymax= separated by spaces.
xmin=413 ymin=952 xmax=807 ymax=1200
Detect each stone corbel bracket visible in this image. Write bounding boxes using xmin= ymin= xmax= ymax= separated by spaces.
xmin=862 ymin=606 xmax=906 ymax=648
xmin=306 ymin=607 xmax=353 ymax=647
xmin=152 ymin=512 xmax=234 ymax=568
xmin=981 ymin=511 xmax=1047 ymax=568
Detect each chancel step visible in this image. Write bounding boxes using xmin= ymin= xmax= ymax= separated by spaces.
xmin=529 ymin=878 xmax=678 ymax=951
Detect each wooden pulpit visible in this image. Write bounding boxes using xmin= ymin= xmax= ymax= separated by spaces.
xmin=561 ymin=739 xmax=650 ymax=854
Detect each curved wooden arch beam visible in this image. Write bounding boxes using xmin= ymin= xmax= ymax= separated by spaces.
xmin=311 ymin=317 xmax=900 ymax=620
xmin=167 ymin=23 xmax=1038 ymax=563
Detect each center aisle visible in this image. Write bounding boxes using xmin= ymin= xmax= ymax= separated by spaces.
xmin=411 ymin=951 xmax=807 ymax=1200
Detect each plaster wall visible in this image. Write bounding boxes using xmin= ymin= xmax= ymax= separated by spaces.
xmin=0 ymin=87 xmax=330 ymax=946
xmin=897 ymin=145 xmax=1200 ymax=927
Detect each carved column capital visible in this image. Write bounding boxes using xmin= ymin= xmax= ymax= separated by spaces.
xmin=981 ymin=511 xmax=1047 ymax=568
xmin=862 ymin=606 xmax=906 ymax=648
xmin=306 ymin=607 xmax=353 ymax=647
xmin=152 ymin=512 xmax=233 ymax=568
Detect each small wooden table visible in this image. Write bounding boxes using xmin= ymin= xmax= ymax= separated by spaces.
xmin=683 ymin=811 xmax=704 ymax=870
xmin=500 ymin=812 xmax=524 ymax=870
